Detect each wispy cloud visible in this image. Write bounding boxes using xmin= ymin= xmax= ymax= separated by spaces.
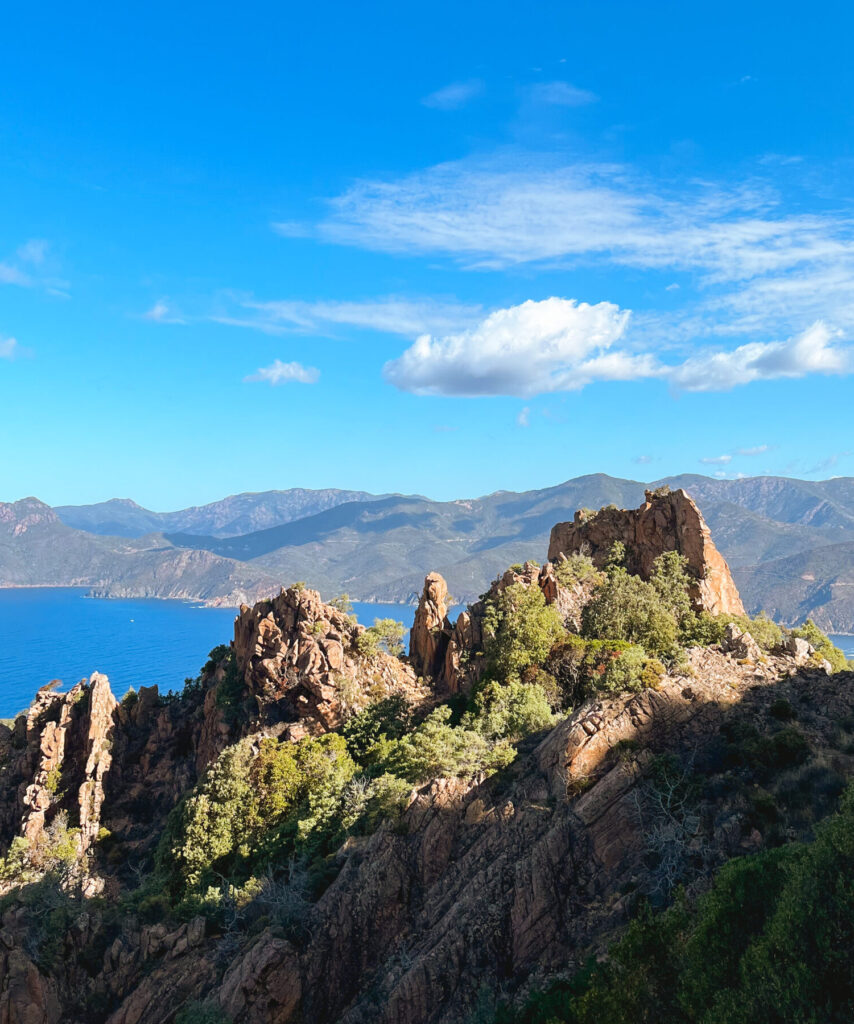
xmin=805 ymin=451 xmax=852 ymax=476
xmin=527 ymin=81 xmax=597 ymax=107
xmin=0 ymin=337 xmax=21 ymax=359
xmin=244 ymin=360 xmax=320 ymax=385
xmin=422 ymin=79 xmax=484 ymax=110
xmin=142 ymin=300 xmax=186 ymax=325
xmin=16 ymin=239 xmax=49 ymax=265
xmin=516 ymin=406 xmax=531 ymax=427
xmin=736 ymin=444 xmax=770 ymax=456
xmin=314 ymin=155 xmax=854 ymax=349
xmin=271 ymin=220 xmax=313 ymax=238
xmin=633 ymin=454 xmax=654 ymax=464
xmin=206 ymin=295 xmax=484 ymax=338
xmin=0 ymin=240 xmax=67 ymax=295
xmin=0 ymin=264 xmax=32 ymax=287
xmin=700 ymin=454 xmax=733 ymax=465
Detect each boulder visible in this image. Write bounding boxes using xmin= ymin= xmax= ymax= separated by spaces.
xmin=722 ymin=622 xmax=763 ymax=662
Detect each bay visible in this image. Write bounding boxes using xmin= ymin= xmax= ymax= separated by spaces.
xmin=0 ymin=588 xmax=422 ymax=719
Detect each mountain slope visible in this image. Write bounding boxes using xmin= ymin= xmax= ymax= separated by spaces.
xmin=6 ymin=475 xmax=854 ymax=627
xmin=0 ymin=498 xmax=282 ymax=605
xmin=55 ymin=487 xmax=391 ymax=538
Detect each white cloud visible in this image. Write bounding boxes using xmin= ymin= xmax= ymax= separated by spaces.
xmin=244 ymin=360 xmax=320 ymax=385
xmin=0 ymin=337 xmax=20 ymax=359
xmin=633 ymin=455 xmax=654 ymax=464
xmin=142 ymin=300 xmax=186 ymax=325
xmin=516 ymin=406 xmax=530 ymax=427
xmin=380 ymin=297 xmax=854 ymax=399
xmin=736 ymin=444 xmax=770 ymax=456
xmin=700 ymin=455 xmax=733 ymax=465
xmin=669 ymin=322 xmax=851 ymax=392
xmin=422 ymin=79 xmax=484 ymax=110
xmin=383 ymin=297 xmax=643 ymax=397
xmin=528 ymin=81 xmax=597 ymax=106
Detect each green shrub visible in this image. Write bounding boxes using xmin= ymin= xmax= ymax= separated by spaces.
xmin=491 ymin=783 xmax=854 ymax=1024
xmin=463 ymin=680 xmax=556 ymax=742
xmin=175 ymin=1003 xmax=230 ymax=1024
xmin=356 ymin=618 xmax=406 ymax=657
xmin=383 ymin=706 xmax=515 ymax=784
xmin=482 ymin=582 xmax=565 ymax=683
xmin=215 ymin=649 xmax=246 ymax=720
xmin=329 ymin=593 xmax=354 ymax=615
xmin=157 ymin=733 xmax=357 ymax=902
xmin=546 ymin=636 xmax=661 ymax=706
xmin=581 ymin=567 xmax=679 ymax=658
xmin=682 ymin=611 xmax=783 ymax=652
xmin=44 ymin=764 xmax=62 ymax=796
xmin=790 ymin=619 xmax=850 ymax=672
xmin=650 ymin=550 xmax=694 ymax=625
xmin=342 ymin=695 xmax=413 ymax=767
xmin=554 ymin=553 xmax=601 ymax=589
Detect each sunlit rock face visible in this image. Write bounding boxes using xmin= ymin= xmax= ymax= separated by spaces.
xmin=548 ymin=488 xmax=745 ymax=616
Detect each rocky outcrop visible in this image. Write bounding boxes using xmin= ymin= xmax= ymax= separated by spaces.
xmin=548 ymin=488 xmax=745 ymax=616
xmin=409 ymin=573 xmax=452 ymax=681
xmin=437 ymin=561 xmax=598 ymax=693
xmin=233 ymin=585 xmax=427 ymax=739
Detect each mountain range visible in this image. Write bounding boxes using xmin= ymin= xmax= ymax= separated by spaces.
xmin=4 ymin=474 xmax=854 ymax=629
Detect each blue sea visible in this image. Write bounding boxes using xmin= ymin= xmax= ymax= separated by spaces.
xmin=0 ymin=588 xmax=423 ymax=719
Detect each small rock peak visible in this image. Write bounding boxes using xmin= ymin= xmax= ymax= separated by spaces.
xmin=232 ymin=583 xmax=425 ymax=738
xmin=548 ymin=488 xmax=744 ymax=616
xmin=410 ymin=572 xmax=452 ymax=681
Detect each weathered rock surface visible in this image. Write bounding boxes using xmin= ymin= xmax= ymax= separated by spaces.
xmin=548 ymin=488 xmax=745 ymax=615
xmin=233 ymin=585 xmax=427 ymax=738
xmin=408 ymin=573 xmax=452 ymax=681
xmin=56 ymin=649 xmax=849 ymax=1024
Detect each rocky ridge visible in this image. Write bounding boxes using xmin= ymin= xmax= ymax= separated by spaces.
xmin=0 ymin=502 xmax=851 ymax=1023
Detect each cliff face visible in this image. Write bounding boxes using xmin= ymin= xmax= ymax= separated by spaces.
xmin=548 ymin=488 xmax=745 ymax=616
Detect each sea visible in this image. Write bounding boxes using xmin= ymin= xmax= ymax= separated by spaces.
xmin=0 ymin=588 xmax=851 ymax=721
xmin=0 ymin=588 xmax=427 ymax=719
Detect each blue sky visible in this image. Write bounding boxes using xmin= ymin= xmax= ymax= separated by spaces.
xmin=2 ymin=0 xmax=853 ymax=509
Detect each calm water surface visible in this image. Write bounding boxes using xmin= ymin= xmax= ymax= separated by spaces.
xmin=0 ymin=588 xmax=422 ymax=718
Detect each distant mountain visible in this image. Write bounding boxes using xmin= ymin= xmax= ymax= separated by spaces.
xmin=0 ymin=498 xmax=281 ymax=606
xmin=54 ymin=488 xmax=391 ymax=538
xmin=6 ymin=475 xmax=854 ymax=630
xmin=163 ymin=474 xmax=854 ymax=628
